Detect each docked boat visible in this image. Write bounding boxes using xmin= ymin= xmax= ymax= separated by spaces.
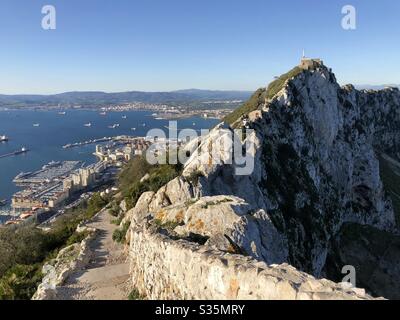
xmin=13 ymin=171 xmax=32 ymax=181
xmin=100 ymin=112 xmax=107 ymax=116
xmin=0 ymin=199 xmax=7 ymax=207
xmin=131 ymin=127 xmax=137 ymax=131
xmin=58 ymin=111 xmax=66 ymax=115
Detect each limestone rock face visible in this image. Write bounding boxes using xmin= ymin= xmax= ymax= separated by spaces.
xmin=180 ymin=65 xmax=400 ymax=278
xmin=150 ymin=195 xmax=288 ymax=265
xmin=127 ymin=64 xmax=400 ymax=299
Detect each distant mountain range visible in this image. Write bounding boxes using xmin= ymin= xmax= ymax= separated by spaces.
xmin=0 ymin=89 xmax=253 ymax=108
xmin=355 ymin=84 xmax=400 ymax=90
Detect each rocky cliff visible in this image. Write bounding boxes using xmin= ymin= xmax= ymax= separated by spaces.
xmin=126 ymin=62 xmax=400 ymax=299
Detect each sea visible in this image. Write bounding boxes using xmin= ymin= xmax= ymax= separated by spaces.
xmin=0 ymin=109 xmax=220 ymax=224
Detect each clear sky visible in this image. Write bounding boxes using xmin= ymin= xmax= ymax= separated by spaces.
xmin=0 ymin=0 xmax=399 ymax=94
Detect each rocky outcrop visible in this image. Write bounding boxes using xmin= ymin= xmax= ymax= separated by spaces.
xmin=32 ymin=225 xmax=97 ymax=300
xmin=127 ymin=62 xmax=400 ymax=299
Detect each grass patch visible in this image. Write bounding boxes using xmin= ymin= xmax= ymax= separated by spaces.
xmin=112 ymin=222 xmax=131 ymax=244
xmin=120 ymin=156 xmax=183 ymax=210
xmin=128 ymin=288 xmax=145 ymax=300
xmin=223 ymin=88 xmax=265 ymax=126
xmin=111 ymin=215 xmax=124 ymax=226
xmin=200 ymin=198 xmax=233 ymax=209
xmin=153 ymin=219 xmax=181 ymax=232
xmin=224 ymin=66 xmax=303 ymax=126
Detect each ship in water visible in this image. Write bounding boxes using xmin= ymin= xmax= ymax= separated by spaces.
xmin=33 ymin=123 xmax=40 ymax=127
xmin=0 ymin=199 xmax=7 ymax=207
xmin=58 ymin=111 xmax=66 ymax=115
xmin=122 ymin=115 xmax=127 ymax=119
xmin=17 ymin=147 xmax=28 ymax=154
xmin=0 ymin=135 xmax=9 ymax=142
xmin=84 ymin=123 xmax=92 ymax=127
xmin=108 ymin=124 xmax=120 ymax=129
xmin=100 ymin=112 xmax=107 ymax=116
xmin=0 ymin=147 xmax=29 ymax=159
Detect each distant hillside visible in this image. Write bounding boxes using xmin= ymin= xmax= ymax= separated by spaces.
xmin=355 ymin=84 xmax=400 ymax=90
xmin=0 ymin=89 xmax=252 ymax=108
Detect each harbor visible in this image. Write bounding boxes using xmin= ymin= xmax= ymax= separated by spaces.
xmin=2 ymin=134 xmax=153 ymax=226
xmin=0 ymin=109 xmax=220 ymax=225
xmin=62 ymin=137 xmax=114 ymax=149
xmin=13 ymin=160 xmax=83 ymax=185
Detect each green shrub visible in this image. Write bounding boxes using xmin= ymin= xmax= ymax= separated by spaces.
xmin=128 ymin=288 xmax=145 ymax=300
xmin=65 ymin=231 xmax=90 ymax=247
xmin=119 ymin=156 xmax=152 ymax=195
xmin=0 ymin=192 xmax=109 ymax=300
xmin=121 ymin=158 xmax=183 ymax=210
xmin=109 ymin=201 xmax=120 ymax=217
xmin=0 ymin=264 xmax=43 ymax=300
xmin=186 ymin=170 xmax=205 ymax=185
xmin=111 ymin=215 xmax=124 ymax=226
xmin=112 ymin=222 xmax=131 ymax=244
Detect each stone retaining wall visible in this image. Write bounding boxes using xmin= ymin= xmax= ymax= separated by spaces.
xmin=129 ymin=224 xmax=379 ymax=300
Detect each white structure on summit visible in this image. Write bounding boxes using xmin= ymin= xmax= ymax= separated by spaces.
xmin=300 ymin=50 xmax=324 ymax=70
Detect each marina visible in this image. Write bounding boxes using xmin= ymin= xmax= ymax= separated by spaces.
xmin=13 ymin=160 xmax=83 ymax=185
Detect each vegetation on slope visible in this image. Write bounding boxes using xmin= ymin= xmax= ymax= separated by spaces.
xmin=224 ymin=66 xmax=303 ymax=125
xmin=223 ymin=88 xmax=265 ymax=126
xmin=119 ymin=155 xmax=183 ymax=210
xmin=0 ymin=193 xmax=108 ymax=300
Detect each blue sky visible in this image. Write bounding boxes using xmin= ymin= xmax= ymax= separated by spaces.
xmin=0 ymin=0 xmax=399 ymax=94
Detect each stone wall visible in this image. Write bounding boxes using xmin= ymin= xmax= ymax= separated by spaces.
xmin=129 ymin=223 xmax=379 ymax=300
xmin=32 ymin=225 xmax=97 ymax=300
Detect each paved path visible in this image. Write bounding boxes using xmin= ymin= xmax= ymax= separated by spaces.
xmin=57 ymin=209 xmax=130 ymax=300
